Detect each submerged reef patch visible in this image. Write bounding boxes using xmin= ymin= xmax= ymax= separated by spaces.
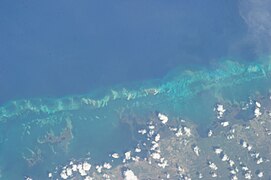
xmin=1 ymin=59 xmax=271 ymax=179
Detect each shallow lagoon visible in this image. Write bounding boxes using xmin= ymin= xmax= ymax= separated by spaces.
xmin=1 ymin=59 xmax=271 ymax=179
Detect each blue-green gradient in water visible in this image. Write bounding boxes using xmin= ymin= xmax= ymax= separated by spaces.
xmin=1 ymin=58 xmax=271 ymax=179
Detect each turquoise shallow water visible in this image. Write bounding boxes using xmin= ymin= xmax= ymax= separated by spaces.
xmin=1 ymin=58 xmax=271 ymax=179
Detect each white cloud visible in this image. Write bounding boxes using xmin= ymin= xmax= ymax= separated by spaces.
xmin=239 ymin=0 xmax=271 ymax=54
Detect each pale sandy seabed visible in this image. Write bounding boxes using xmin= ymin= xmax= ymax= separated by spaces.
xmin=1 ymin=60 xmax=271 ymax=180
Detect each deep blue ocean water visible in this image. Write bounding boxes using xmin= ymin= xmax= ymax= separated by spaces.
xmin=1 ymin=0 xmax=271 ymax=179
xmin=0 ymin=0 xmax=251 ymax=105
